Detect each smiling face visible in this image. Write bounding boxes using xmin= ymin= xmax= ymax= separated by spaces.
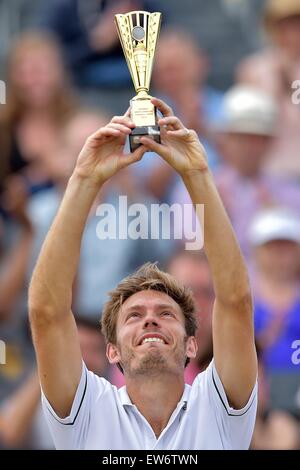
xmin=106 ymin=290 xmax=197 ymax=379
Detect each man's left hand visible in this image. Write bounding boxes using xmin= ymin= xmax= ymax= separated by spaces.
xmin=140 ymin=97 xmax=209 ymax=178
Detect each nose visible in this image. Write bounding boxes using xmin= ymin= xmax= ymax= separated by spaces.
xmin=143 ymin=312 xmax=159 ymax=329
xmin=144 ymin=319 xmax=158 ymax=328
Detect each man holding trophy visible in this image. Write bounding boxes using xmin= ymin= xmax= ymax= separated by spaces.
xmin=115 ymin=10 xmax=162 ymax=151
xmin=28 ymin=11 xmax=257 ymax=449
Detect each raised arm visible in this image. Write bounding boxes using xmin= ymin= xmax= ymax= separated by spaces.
xmin=28 ymin=115 xmax=146 ymax=417
xmin=0 ymin=217 xmax=33 ymax=321
xmin=0 ymin=175 xmax=34 ymax=321
xmin=140 ymin=98 xmax=257 ymax=409
xmin=0 ymin=372 xmax=40 ymax=448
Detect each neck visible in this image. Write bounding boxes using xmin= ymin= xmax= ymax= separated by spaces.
xmin=125 ymin=373 xmax=185 ymax=438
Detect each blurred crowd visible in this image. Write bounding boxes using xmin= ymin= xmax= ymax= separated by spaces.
xmin=0 ymin=0 xmax=300 ymax=450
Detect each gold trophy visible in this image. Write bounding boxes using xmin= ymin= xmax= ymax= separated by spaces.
xmin=115 ymin=11 xmax=162 ymax=151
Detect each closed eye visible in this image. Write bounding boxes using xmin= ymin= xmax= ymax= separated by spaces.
xmin=126 ymin=312 xmax=141 ymax=321
xmin=161 ymin=311 xmax=175 ymax=318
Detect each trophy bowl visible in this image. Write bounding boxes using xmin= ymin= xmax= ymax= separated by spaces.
xmin=115 ymin=11 xmax=162 ymax=151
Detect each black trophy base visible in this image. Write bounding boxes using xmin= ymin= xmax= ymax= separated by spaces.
xmin=129 ymin=125 xmax=160 ymax=152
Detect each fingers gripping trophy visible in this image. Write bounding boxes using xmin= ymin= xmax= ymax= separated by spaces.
xmin=115 ymin=11 xmax=162 ymax=151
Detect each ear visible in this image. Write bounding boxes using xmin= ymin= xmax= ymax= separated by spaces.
xmin=106 ymin=343 xmax=121 ymax=365
xmin=186 ymin=336 xmax=198 ymax=360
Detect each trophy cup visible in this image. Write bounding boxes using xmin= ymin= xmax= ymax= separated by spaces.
xmin=115 ymin=11 xmax=162 ymax=151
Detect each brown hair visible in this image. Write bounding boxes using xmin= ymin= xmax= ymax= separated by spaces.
xmin=0 ymin=31 xmax=77 ymax=187
xmin=100 ymin=262 xmax=198 ymax=346
xmin=263 ymin=0 xmax=300 ymax=37
xmin=4 ymin=31 xmax=76 ymax=123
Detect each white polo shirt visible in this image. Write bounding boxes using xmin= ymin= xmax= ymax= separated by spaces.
xmin=42 ymin=360 xmax=257 ymax=450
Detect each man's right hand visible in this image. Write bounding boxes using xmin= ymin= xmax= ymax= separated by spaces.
xmin=74 ymin=115 xmax=147 ymax=186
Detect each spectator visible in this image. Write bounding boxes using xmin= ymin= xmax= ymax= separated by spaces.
xmin=34 ymin=0 xmax=162 ymax=89
xmin=75 ymin=316 xmax=112 ymax=379
xmin=166 ymin=249 xmax=214 ymax=384
xmin=249 ymin=207 xmax=300 ymax=414
xmin=0 ymin=176 xmax=34 ymax=321
xmin=153 ymin=30 xmax=223 ymax=143
xmin=251 ymin=347 xmax=299 ymax=449
xmin=0 ymin=317 xmax=111 ymax=449
xmin=0 ymin=32 xmax=77 ymax=198
xmin=170 ymin=85 xmax=300 ymax=258
xmin=0 ymin=372 xmax=43 ymax=449
xmin=237 ymin=0 xmax=300 ymax=180
xmin=138 ymin=29 xmax=224 ymax=203
xmin=0 ymin=175 xmax=37 ymax=449
xmin=0 ymin=177 xmax=35 ymax=431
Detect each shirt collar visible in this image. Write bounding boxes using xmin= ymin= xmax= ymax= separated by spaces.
xmin=118 ymin=385 xmax=134 ymax=406
xmin=118 ymin=383 xmax=191 ymax=409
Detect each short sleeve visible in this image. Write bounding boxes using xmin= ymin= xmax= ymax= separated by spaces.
xmin=204 ymin=360 xmax=258 ymax=449
xmin=41 ymin=362 xmax=107 ymax=449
